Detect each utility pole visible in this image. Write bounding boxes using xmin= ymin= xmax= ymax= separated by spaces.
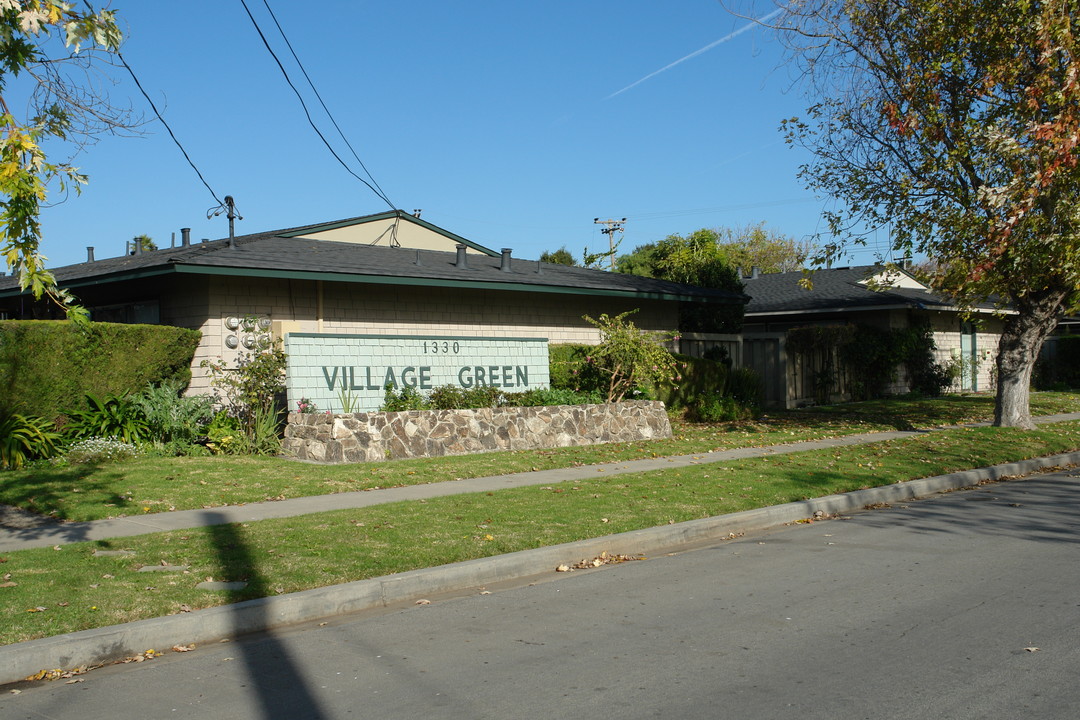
xmin=593 ymin=217 xmax=626 ymax=270
xmin=208 ymin=195 xmax=243 ymax=246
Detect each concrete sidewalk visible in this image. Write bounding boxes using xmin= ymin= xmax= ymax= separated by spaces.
xmin=2 ymin=411 xmax=1079 ymax=552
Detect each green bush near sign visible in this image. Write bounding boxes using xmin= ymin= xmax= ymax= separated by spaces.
xmin=379 ymin=384 xmax=603 ymax=412
xmin=551 ymin=342 xmax=762 ymax=420
xmin=656 ymin=355 xmax=763 ymax=421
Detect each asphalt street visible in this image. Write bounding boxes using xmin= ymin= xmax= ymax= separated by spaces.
xmin=4 ymin=466 xmax=1079 ymax=719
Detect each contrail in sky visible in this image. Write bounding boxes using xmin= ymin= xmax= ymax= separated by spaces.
xmin=605 ymin=8 xmax=784 ymax=100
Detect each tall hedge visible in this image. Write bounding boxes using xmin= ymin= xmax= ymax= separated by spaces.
xmin=0 ymin=321 xmax=201 ymax=420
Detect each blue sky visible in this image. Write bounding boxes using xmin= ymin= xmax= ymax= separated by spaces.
xmin=31 ymin=1 xmax=894 ymax=270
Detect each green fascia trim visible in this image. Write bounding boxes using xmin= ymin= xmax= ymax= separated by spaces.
xmin=0 ymin=261 xmax=743 ymax=305
xmin=288 ymin=333 xmax=549 ymax=343
xmin=174 ymin=265 xmax=743 ymax=304
xmin=278 ymin=210 xmax=501 ymax=257
xmin=0 ymin=266 xmax=179 ymax=297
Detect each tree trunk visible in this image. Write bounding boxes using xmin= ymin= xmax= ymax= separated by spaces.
xmin=994 ymin=292 xmax=1065 ymax=428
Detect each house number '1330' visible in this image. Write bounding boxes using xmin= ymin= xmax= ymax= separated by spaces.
xmin=424 ymin=341 xmax=461 ymax=354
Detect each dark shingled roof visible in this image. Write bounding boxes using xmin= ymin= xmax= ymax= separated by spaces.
xmin=743 ymin=265 xmax=969 ymax=315
xmin=0 ymin=222 xmax=747 ymax=305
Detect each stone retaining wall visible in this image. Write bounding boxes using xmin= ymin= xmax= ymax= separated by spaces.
xmin=283 ymin=401 xmax=672 ymax=463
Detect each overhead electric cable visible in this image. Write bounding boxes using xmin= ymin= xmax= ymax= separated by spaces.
xmin=237 ymin=0 xmax=395 ymax=210
xmin=116 ymin=51 xmax=226 ymax=208
xmin=257 ymin=0 xmax=394 ymax=208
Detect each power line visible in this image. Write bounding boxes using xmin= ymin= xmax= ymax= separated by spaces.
xmin=237 ymin=0 xmax=395 ymax=210
xmin=257 ymin=0 xmax=394 ymax=208
xmin=116 ymin=51 xmax=225 ymax=208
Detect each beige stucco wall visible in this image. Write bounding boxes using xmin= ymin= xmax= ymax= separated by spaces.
xmin=186 ymin=276 xmax=679 ymax=395
xmin=925 ymin=311 xmax=1004 ymax=393
xmin=294 ymin=217 xmax=488 ymax=253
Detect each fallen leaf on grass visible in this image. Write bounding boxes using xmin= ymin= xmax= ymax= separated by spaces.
xmin=26 ymin=606 xmax=46 ymax=613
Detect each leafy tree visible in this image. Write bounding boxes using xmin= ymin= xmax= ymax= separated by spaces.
xmin=131 ymin=234 xmax=156 ymax=252
xmin=745 ymin=0 xmax=1080 ymax=428
xmin=616 ymin=224 xmax=808 ymax=277
xmin=721 ymin=222 xmax=811 ymax=274
xmin=615 ymin=229 xmax=744 ymax=332
xmin=539 ymin=247 xmax=577 ymax=266
xmin=0 ymin=2 xmax=126 ymax=316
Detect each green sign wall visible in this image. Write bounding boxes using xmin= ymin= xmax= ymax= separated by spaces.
xmin=284 ymin=333 xmax=550 ymax=413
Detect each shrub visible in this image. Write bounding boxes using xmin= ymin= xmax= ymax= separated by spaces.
xmin=582 ymin=310 xmax=680 ymax=402
xmin=657 ymin=355 xmax=762 ymax=421
xmin=380 ymin=384 xmax=430 ymax=412
xmin=62 ymin=392 xmax=150 ymax=444
xmin=134 ymin=380 xmax=215 ymax=450
xmin=549 ymin=344 xmax=605 ymax=394
xmin=0 ymin=411 xmax=60 ymax=470
xmin=0 ymin=320 xmax=200 ymax=421
xmin=727 ymin=366 xmax=764 ymax=408
xmin=202 ymin=343 xmax=287 ymax=453
xmin=697 ymin=395 xmax=742 ymax=423
xmin=504 ymin=387 xmax=605 ymax=407
xmin=658 ymin=355 xmax=731 ymax=410
xmin=64 ymin=437 xmax=141 ymax=465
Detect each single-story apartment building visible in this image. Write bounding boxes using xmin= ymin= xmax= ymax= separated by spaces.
xmin=0 ymin=210 xmax=747 ymax=412
xmin=737 ymin=265 xmax=1006 ymax=407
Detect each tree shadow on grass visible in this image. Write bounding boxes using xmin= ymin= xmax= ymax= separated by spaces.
xmin=202 ymin=511 xmax=328 ymax=719
xmin=0 ymin=463 xmax=136 ymax=522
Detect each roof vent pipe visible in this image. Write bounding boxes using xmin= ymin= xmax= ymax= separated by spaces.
xmin=87 ymin=247 xmax=95 ymax=263
xmin=181 ymin=228 xmax=191 ymax=247
xmin=750 ymin=266 xmax=760 ymax=279
xmin=500 ymin=248 xmax=513 ymax=272
xmin=133 ymin=237 xmax=143 ymax=256
xmin=414 ymin=249 xmax=422 ymax=266
xmin=455 ymin=244 xmax=468 ymax=269
xmin=535 ymin=260 xmax=543 ymax=274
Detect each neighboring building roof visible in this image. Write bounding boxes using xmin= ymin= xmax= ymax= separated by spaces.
xmin=0 ymin=215 xmax=746 ymax=305
xmin=743 ymin=265 xmax=997 ymax=316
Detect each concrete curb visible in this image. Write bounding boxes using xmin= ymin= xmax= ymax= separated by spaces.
xmin=2 ymin=450 xmax=1079 ymax=685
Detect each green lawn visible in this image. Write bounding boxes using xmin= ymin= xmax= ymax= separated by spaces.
xmin=1 ymin=414 xmax=1079 ymax=647
xmin=3 ymin=391 xmax=1076 ymax=523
